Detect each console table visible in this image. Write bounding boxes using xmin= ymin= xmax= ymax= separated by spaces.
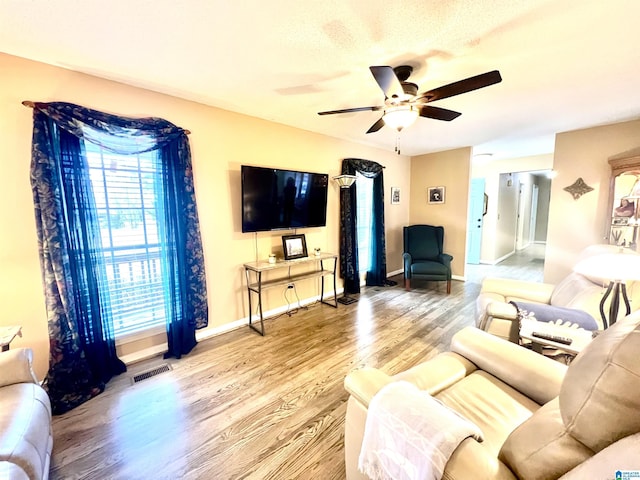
xmin=243 ymin=253 xmax=338 ymax=335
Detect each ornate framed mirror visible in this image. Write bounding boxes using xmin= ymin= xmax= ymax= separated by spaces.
xmin=608 ymin=155 xmax=640 ymax=250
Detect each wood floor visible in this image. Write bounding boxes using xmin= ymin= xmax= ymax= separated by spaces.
xmin=49 ymin=246 xmax=544 ymax=480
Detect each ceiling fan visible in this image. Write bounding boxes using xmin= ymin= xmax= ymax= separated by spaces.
xmin=317 ymin=66 xmax=502 ymax=133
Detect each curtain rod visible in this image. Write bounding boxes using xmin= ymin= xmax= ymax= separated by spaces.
xmin=21 ymin=101 xmax=191 ymax=135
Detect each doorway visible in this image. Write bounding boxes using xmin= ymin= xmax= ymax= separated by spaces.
xmin=466 ymin=169 xmax=552 ymax=268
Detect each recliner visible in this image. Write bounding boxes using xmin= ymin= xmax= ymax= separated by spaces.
xmin=343 ymin=312 xmax=640 ymax=479
xmin=403 ymin=225 xmax=453 ymax=293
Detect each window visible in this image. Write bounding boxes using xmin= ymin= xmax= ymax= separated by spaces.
xmin=356 ymin=172 xmax=374 ymax=275
xmin=85 ymin=141 xmax=166 ymax=338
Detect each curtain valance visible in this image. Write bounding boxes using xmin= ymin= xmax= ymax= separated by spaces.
xmin=27 ymin=101 xmax=188 ymax=155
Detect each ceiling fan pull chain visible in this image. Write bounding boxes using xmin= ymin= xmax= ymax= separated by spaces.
xmin=395 ymin=134 xmax=401 ymax=155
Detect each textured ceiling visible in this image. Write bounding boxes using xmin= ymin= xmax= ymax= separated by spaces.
xmin=2 ymin=0 xmax=640 ymax=159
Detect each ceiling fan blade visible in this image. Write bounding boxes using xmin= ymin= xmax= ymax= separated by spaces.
xmin=366 ymin=118 xmax=385 ymax=134
xmin=318 ymin=106 xmax=382 ymax=115
xmin=418 ymin=105 xmax=462 ymax=122
xmin=369 ymin=66 xmax=404 ymax=100
xmin=417 ymin=70 xmax=502 ymax=103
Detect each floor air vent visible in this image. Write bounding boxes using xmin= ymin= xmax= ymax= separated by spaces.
xmin=131 ymin=364 xmax=172 ymax=384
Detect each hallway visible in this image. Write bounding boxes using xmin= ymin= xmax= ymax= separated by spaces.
xmin=465 ymin=243 xmax=545 ymax=285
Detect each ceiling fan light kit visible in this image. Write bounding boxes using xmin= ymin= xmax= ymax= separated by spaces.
xmin=317 ymin=65 xmax=502 ymax=137
xmin=382 ymin=106 xmax=419 ymax=131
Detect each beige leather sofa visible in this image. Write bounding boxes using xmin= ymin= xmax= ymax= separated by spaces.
xmin=476 ymin=245 xmax=640 ymax=342
xmin=343 ymin=313 xmax=640 ymax=479
xmin=0 ymin=349 xmax=53 ymax=480
xmin=476 ymin=271 xmax=605 ymax=342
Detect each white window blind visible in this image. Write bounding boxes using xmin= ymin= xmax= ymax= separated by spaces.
xmin=85 ymin=142 xmax=167 ymax=338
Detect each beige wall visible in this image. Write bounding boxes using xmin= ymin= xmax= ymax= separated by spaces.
xmin=0 ymin=53 xmax=411 ymax=378
xmin=408 ymin=148 xmax=472 ymax=278
xmin=545 ymin=119 xmax=640 ymax=283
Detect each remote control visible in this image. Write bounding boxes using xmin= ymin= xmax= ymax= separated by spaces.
xmin=531 ymin=332 xmax=573 ymax=345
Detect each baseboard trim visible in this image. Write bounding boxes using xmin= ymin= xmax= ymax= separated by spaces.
xmin=480 ymin=251 xmax=515 ymax=266
xmin=387 ymin=268 xmax=403 ymax=277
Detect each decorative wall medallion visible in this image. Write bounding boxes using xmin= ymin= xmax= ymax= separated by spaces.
xmin=563 ymin=177 xmax=594 ymax=200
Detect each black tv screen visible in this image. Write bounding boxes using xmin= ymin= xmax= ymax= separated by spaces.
xmin=241 ymin=165 xmax=329 ymax=233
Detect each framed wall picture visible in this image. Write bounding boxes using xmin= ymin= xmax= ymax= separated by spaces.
xmin=427 ymin=186 xmax=446 ymax=204
xmin=282 ymin=234 xmax=308 ymax=260
xmin=391 ymin=187 xmax=400 ymax=205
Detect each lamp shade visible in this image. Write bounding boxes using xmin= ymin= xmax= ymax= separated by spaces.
xmin=574 ymin=250 xmax=640 ymax=282
xmin=333 ymin=174 xmax=357 ymax=188
xmin=382 ymin=107 xmax=419 ymax=131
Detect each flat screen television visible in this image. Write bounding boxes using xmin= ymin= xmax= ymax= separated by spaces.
xmin=241 ymin=165 xmax=329 ymax=233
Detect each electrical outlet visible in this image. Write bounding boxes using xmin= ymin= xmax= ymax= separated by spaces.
xmin=287 ymin=283 xmax=294 ymax=289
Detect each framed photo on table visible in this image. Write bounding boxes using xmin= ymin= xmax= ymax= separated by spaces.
xmin=282 ymin=234 xmax=308 ymax=260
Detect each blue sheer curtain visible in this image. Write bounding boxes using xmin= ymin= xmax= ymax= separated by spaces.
xmin=29 ymin=102 xmax=208 ymax=413
xmin=339 ymin=158 xmax=387 ymax=293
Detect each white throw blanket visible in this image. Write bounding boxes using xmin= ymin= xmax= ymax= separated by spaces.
xmin=358 ymin=381 xmax=484 ymax=480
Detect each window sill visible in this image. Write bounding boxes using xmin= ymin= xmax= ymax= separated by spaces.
xmin=115 ymin=325 xmax=165 ymax=347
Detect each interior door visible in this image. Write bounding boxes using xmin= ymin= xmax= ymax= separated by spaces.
xmin=466 ymin=178 xmax=485 ymax=264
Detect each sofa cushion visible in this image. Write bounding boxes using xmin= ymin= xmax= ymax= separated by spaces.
xmin=436 ymin=371 xmax=540 ymax=458
xmin=411 ymin=260 xmax=449 ymax=276
xmin=559 ymin=311 xmax=640 ymax=453
xmin=498 ymin=399 xmax=594 ymax=480
xmin=0 ymin=383 xmax=52 ymax=480
xmin=549 ymin=272 xmax=602 ymax=310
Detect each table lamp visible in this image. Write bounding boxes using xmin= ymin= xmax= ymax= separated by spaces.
xmin=574 ymin=248 xmax=640 ymax=328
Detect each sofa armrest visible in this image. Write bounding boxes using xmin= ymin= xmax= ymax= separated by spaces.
xmin=344 ymin=367 xmax=393 ymax=408
xmin=480 ymin=277 xmax=555 ymax=304
xmin=450 ymin=327 xmax=567 ymax=405
xmin=344 ymin=352 xmax=478 ymax=409
xmin=0 ymin=348 xmax=38 ymax=387
xmin=483 ymin=302 xmax=521 ymax=343
xmin=486 ymin=301 xmax=518 ymax=320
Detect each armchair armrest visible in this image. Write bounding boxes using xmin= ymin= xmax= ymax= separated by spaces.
xmin=438 ymin=253 xmax=453 ymax=269
xmin=480 ymin=277 xmax=555 ymax=304
xmin=402 ymin=252 xmax=412 ymax=277
xmin=0 ymin=348 xmax=38 ymax=387
xmin=450 ymin=327 xmax=567 ymax=405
